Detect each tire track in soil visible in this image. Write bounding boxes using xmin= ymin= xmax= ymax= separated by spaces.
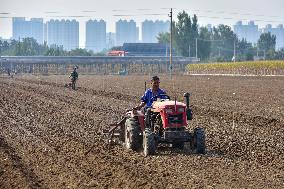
xmin=15 ymin=78 xmax=136 ymax=101
xmin=0 ymin=137 xmax=46 ymax=189
xmin=0 ymin=86 xmax=97 ymax=188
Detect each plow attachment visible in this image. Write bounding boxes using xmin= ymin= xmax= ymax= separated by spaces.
xmin=85 ymin=117 xmax=126 ymax=155
xmin=101 ymin=117 xmax=126 ymax=147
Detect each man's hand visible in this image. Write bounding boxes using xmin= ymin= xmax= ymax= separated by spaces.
xmin=135 ymin=102 xmax=146 ymax=110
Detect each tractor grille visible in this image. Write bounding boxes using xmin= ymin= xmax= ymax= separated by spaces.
xmin=168 ymin=114 xmax=183 ymax=124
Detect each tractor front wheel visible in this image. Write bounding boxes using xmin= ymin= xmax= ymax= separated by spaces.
xmin=192 ymin=127 xmax=206 ymax=154
xmin=143 ymin=128 xmax=156 ymax=156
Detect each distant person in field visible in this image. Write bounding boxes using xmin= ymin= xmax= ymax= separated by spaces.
xmin=69 ymin=66 xmax=78 ymax=90
xmin=7 ymin=68 xmax=10 ymax=76
xmin=136 ymin=76 xmax=167 ymax=110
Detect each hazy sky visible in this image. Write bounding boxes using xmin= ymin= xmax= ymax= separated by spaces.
xmin=1 ymin=0 xmax=284 ymax=47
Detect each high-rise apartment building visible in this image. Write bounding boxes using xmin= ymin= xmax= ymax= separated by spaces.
xmin=46 ymin=19 xmax=79 ymax=50
xmin=115 ymin=20 xmax=137 ymax=46
xmin=12 ymin=17 xmax=44 ymax=44
xmin=142 ymin=20 xmax=170 ymax=43
xmin=85 ymin=19 xmax=106 ymax=53
xmin=233 ymin=21 xmax=260 ymax=44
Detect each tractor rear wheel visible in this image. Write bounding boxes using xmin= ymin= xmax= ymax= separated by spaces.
xmin=143 ymin=128 xmax=156 ymax=156
xmin=193 ymin=127 xmax=205 ymax=154
xmin=125 ymin=118 xmax=141 ymax=151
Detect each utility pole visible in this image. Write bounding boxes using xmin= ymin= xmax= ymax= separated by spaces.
xmin=165 ymin=43 xmax=168 ymax=57
xmin=188 ymin=44 xmax=190 ymax=57
xmin=168 ymin=8 xmax=173 ymax=79
xmin=264 ymin=50 xmax=266 ymax=60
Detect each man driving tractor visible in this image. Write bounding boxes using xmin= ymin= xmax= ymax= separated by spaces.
xmin=102 ymin=76 xmax=205 ymax=156
xmin=136 ymin=76 xmax=167 ymax=111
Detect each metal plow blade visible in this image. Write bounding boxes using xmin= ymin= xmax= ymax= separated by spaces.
xmin=100 ymin=117 xmax=126 ymax=147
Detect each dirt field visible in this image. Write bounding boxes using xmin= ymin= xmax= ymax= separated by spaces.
xmin=0 ymin=74 xmax=283 ymax=189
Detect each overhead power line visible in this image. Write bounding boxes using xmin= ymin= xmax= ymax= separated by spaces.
xmin=184 ymin=8 xmax=284 ymax=20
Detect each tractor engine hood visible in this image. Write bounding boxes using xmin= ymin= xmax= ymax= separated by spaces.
xmin=152 ymin=101 xmax=186 ymax=112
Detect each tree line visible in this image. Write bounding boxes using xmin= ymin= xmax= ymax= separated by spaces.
xmin=157 ymin=11 xmax=284 ymax=61
xmin=0 ymin=38 xmax=105 ymax=56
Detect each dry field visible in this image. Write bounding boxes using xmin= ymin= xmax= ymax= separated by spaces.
xmin=0 ymin=74 xmax=283 ymax=189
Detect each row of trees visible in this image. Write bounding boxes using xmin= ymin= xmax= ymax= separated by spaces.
xmin=157 ymin=11 xmax=284 ymax=61
xmin=0 ymin=38 xmax=103 ymax=56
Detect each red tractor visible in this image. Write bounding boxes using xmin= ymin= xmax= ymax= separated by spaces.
xmin=103 ymin=93 xmax=205 ymax=156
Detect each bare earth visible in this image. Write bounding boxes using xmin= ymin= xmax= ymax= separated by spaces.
xmin=0 ymin=74 xmax=283 ymax=189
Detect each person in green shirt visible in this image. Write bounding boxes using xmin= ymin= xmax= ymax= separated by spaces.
xmin=69 ymin=66 xmax=78 ymax=90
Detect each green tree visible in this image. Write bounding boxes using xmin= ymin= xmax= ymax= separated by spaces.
xmin=198 ymin=27 xmax=211 ymax=60
xmin=211 ymin=25 xmax=238 ymax=61
xmin=257 ymin=32 xmax=276 ymax=59
xmin=68 ymin=48 xmax=93 ymax=56
xmin=175 ymin=12 xmax=198 ymax=57
xmin=157 ymin=32 xmax=170 ymax=44
xmin=44 ymin=45 xmax=66 ymax=56
xmin=236 ymin=39 xmax=255 ymax=61
xmin=258 ymin=32 xmax=276 ymax=51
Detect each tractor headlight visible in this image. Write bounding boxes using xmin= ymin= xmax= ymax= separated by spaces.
xmin=178 ymin=107 xmax=185 ymax=113
xmin=165 ymin=109 xmax=173 ymax=113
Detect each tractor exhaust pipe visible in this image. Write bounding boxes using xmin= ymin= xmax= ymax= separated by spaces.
xmin=183 ymin=92 xmax=192 ymax=120
xmin=183 ymin=92 xmax=190 ymax=109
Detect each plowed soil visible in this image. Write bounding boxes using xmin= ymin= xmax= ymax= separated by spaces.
xmin=0 ymin=74 xmax=283 ymax=189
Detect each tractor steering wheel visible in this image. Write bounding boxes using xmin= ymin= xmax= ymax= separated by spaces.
xmin=151 ymin=93 xmax=171 ymax=102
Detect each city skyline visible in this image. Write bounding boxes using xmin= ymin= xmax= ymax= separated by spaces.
xmin=8 ymin=17 xmax=284 ymax=50
xmin=1 ymin=0 xmax=284 ymax=47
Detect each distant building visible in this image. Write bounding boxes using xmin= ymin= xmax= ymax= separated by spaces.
xmin=12 ymin=17 xmax=44 ymax=44
xmin=116 ymin=20 xmax=137 ymax=46
xmin=206 ymin=24 xmax=213 ymax=32
xmin=0 ymin=37 xmax=11 ymax=43
xmin=136 ymin=27 xmax=140 ymax=42
xmin=44 ymin=23 xmax=47 ymax=43
xmin=262 ymin=24 xmax=284 ymax=50
xmin=142 ymin=20 xmax=170 ymax=43
xmin=107 ymin=50 xmax=127 ymax=56
xmin=85 ymin=19 xmax=106 ymax=53
xmin=106 ymin=32 xmax=116 ymax=49
xmin=233 ymin=21 xmax=260 ymax=44
xmin=122 ymin=43 xmax=175 ymax=56
xmin=46 ymin=19 xmax=79 ymax=51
